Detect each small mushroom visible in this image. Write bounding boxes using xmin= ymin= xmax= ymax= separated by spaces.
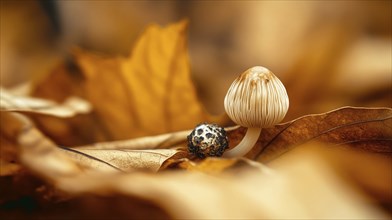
xmin=223 ymin=66 xmax=289 ymax=157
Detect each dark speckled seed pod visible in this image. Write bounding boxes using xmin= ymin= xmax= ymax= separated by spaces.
xmin=187 ymin=123 xmax=229 ymax=158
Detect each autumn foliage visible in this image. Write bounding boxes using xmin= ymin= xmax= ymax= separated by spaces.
xmin=1 ymin=19 xmax=391 ymax=219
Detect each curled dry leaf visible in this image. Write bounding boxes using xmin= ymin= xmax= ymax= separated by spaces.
xmin=31 ymin=20 xmax=227 ymax=145
xmin=225 ymin=106 xmax=392 ymax=162
xmin=61 ymin=148 xmax=184 ymax=172
xmin=13 ymin=113 xmax=85 ymax=178
xmin=0 ymin=87 xmax=91 ymax=117
xmin=9 ymin=114 xmax=184 ymax=173
xmin=0 ymin=87 xmax=89 ymax=177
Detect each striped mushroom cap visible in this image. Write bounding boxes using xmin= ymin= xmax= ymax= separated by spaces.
xmin=224 ymin=66 xmax=289 ymax=128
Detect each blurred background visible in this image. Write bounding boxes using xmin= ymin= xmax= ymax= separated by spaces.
xmin=1 ymin=0 xmax=391 ymax=121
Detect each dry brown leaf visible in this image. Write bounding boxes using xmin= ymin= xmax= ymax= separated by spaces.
xmin=31 ymin=20 xmax=226 ymax=145
xmin=61 ymin=148 xmax=184 ymax=172
xmin=4 ymin=112 xmax=184 ymax=173
xmin=15 ymin=114 xmax=85 ymax=178
xmin=225 ymin=106 xmax=391 ymax=162
xmin=0 ymin=87 xmax=91 ymax=117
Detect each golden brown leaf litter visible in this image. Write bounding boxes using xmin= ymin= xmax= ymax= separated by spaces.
xmin=1 ymin=17 xmax=391 ymax=219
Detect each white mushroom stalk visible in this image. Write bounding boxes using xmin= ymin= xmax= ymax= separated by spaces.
xmin=223 ymin=66 xmax=289 ymax=157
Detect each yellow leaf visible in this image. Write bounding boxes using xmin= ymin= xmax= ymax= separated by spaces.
xmin=32 ymin=20 xmax=226 ymax=145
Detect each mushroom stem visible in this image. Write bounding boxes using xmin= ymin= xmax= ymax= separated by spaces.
xmin=223 ymin=127 xmax=261 ymax=157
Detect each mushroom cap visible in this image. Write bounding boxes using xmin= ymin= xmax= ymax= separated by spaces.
xmin=224 ymin=66 xmax=289 ymax=128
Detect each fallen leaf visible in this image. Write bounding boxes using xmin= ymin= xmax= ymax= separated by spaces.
xmin=15 ymin=114 xmax=85 ymax=178
xmin=0 ymin=87 xmax=91 ymax=117
xmin=0 ymin=87 xmax=89 ymax=177
xmin=4 ymin=112 xmax=185 ymax=173
xmin=31 ymin=20 xmax=226 ymax=145
xmin=61 ymin=147 xmax=184 ymax=172
xmin=225 ymin=106 xmax=392 ymax=162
